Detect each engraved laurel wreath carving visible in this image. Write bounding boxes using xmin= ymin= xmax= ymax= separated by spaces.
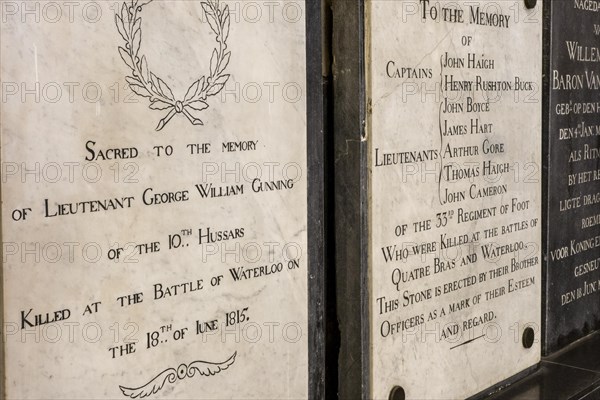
xmin=119 ymin=352 xmax=237 ymax=398
xmin=115 ymin=0 xmax=231 ymax=131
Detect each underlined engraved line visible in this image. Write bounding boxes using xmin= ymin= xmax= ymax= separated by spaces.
xmin=450 ymin=334 xmax=486 ymax=350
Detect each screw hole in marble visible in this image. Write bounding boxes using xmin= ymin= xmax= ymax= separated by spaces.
xmin=389 ymin=386 xmax=406 ymax=400
xmin=522 ymin=327 xmax=535 ymax=349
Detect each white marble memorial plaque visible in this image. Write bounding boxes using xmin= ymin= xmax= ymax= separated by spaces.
xmin=1 ymin=1 xmax=311 ymax=398
xmin=367 ymin=0 xmax=542 ymax=398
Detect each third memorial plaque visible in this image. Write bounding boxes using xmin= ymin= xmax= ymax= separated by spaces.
xmin=544 ymin=0 xmax=600 ymax=354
